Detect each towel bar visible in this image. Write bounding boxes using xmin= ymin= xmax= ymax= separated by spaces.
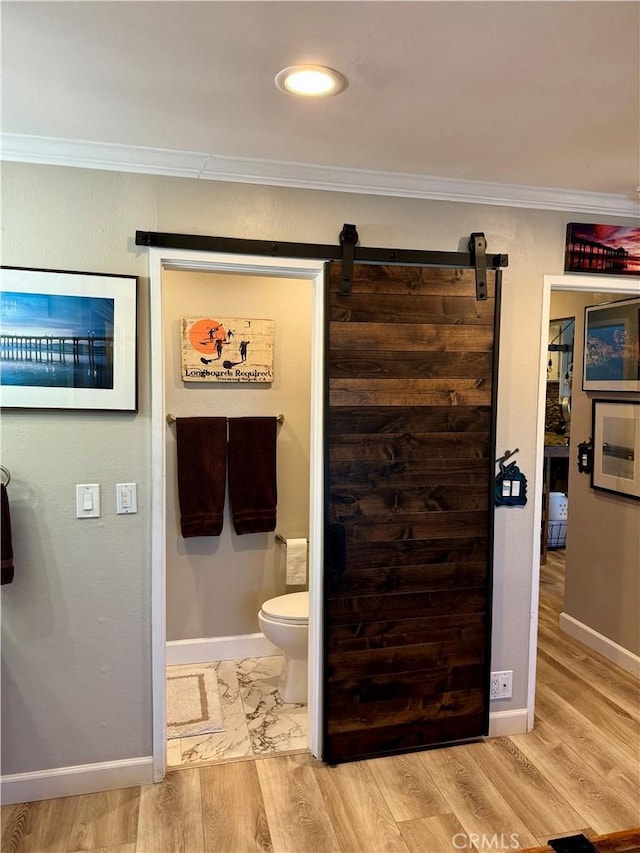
xmin=167 ymin=413 xmax=284 ymax=425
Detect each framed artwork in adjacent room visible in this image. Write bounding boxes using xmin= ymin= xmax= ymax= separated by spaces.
xmin=583 ymin=296 xmax=640 ymax=392
xmin=591 ymin=399 xmax=640 ymax=500
xmin=0 ymin=266 xmax=138 ymax=411
xmin=565 ymin=223 xmax=640 ymax=277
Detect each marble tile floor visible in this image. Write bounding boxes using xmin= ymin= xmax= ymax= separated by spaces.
xmin=166 ymin=655 xmax=308 ymax=769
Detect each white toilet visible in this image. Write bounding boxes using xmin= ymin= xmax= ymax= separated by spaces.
xmin=258 ymin=591 xmax=309 ymax=704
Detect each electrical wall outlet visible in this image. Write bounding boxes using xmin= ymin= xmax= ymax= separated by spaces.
xmin=490 ymin=670 xmax=513 ymax=700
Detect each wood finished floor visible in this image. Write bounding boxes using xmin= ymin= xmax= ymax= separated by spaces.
xmin=2 ymin=550 xmax=639 ymax=852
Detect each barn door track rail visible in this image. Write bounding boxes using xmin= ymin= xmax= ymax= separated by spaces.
xmin=135 ymin=226 xmax=507 ymax=300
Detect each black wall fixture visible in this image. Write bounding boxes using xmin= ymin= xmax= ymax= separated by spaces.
xmin=577 ymin=438 xmax=594 ymax=474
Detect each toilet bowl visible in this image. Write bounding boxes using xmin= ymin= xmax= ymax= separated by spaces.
xmin=258 ymin=591 xmax=309 ymax=704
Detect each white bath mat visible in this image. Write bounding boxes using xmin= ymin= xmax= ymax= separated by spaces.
xmin=167 ymin=666 xmax=224 ymax=739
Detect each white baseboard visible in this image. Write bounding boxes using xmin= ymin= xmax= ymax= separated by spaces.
xmin=166 ymin=632 xmax=280 ymax=666
xmin=488 ymin=708 xmax=528 ymax=737
xmin=559 ymin=612 xmax=640 ymax=677
xmin=0 ymin=756 xmax=153 ymax=806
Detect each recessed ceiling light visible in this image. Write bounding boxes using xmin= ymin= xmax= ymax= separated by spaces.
xmin=275 ymin=65 xmax=347 ymax=98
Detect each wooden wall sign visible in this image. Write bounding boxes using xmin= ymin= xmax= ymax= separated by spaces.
xmin=181 ymin=316 xmax=274 ymax=383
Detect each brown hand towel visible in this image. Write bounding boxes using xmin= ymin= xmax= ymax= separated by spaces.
xmin=228 ymin=417 xmax=278 ymax=535
xmin=176 ymin=417 xmax=227 ymax=538
xmin=1 ymin=483 xmax=15 ymax=585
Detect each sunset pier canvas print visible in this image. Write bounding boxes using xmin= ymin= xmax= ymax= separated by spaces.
xmin=565 ymin=223 xmax=640 ymax=276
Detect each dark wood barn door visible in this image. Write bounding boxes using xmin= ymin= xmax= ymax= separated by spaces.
xmin=323 ymin=261 xmax=499 ymax=763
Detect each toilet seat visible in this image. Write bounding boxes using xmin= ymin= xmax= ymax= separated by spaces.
xmin=261 ymin=591 xmax=308 ymax=623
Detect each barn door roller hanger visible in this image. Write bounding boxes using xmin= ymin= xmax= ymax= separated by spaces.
xmin=135 ymin=226 xmax=508 ymax=299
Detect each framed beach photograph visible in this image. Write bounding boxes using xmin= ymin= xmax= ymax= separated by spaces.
xmin=583 ymin=297 xmax=640 ymax=392
xmin=591 ymin=400 xmax=640 ymax=500
xmin=0 ymin=266 xmax=138 ymax=411
xmin=565 ymin=223 xmax=640 ymax=277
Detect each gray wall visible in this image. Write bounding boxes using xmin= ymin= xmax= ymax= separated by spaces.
xmin=1 ymin=161 xmax=637 ymax=778
xmin=550 ymin=291 xmax=640 ymax=656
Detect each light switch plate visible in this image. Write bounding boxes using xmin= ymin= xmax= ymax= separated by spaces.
xmin=76 ymin=484 xmax=100 ymax=518
xmin=116 ymin=482 xmax=137 ymax=514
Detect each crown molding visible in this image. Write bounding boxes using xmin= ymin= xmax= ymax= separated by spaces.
xmin=2 ymin=133 xmax=638 ymax=218
xmin=0 ymin=134 xmax=210 ymax=178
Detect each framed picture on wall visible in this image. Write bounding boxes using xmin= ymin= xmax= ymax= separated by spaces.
xmin=591 ymin=400 xmax=640 ymax=500
xmin=180 ymin=316 xmax=274 ymax=383
xmin=565 ymin=223 xmax=640 ymax=277
xmin=0 ymin=266 xmax=138 ymax=411
xmin=583 ymin=296 xmax=640 ymax=392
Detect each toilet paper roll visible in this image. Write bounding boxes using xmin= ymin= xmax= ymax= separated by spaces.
xmin=285 ymin=538 xmax=308 ymax=585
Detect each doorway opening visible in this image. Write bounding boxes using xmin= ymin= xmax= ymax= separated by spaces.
xmin=149 ymin=249 xmax=326 ymax=782
xmin=527 ymin=272 xmax=640 ymax=726
xmin=163 ymin=267 xmax=311 ymax=768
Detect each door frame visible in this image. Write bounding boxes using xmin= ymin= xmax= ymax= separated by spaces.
xmin=527 ymin=272 xmax=640 ymax=730
xmin=149 ymin=248 xmax=326 ymax=781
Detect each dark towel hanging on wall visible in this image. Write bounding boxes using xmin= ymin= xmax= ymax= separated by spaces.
xmin=1 ymin=484 xmax=14 ymax=584
xmin=176 ymin=417 xmax=227 ymax=538
xmin=228 ymin=417 xmax=278 ymax=535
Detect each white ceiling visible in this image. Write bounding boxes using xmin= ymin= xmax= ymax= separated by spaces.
xmin=2 ymin=1 xmax=639 ymax=214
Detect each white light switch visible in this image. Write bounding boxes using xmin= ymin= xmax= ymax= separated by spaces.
xmin=76 ymin=484 xmax=100 ymax=518
xmin=116 ymin=482 xmax=137 ymax=514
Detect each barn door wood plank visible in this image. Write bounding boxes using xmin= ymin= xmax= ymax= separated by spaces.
xmin=323 ymin=262 xmax=498 ymax=763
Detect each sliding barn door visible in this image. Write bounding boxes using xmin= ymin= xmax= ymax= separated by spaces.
xmin=323 ymin=262 xmax=499 ymax=763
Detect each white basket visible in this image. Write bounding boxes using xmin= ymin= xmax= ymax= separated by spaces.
xmin=548 ymin=520 xmax=567 ymax=549
xmin=548 ymin=492 xmax=568 ymax=521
